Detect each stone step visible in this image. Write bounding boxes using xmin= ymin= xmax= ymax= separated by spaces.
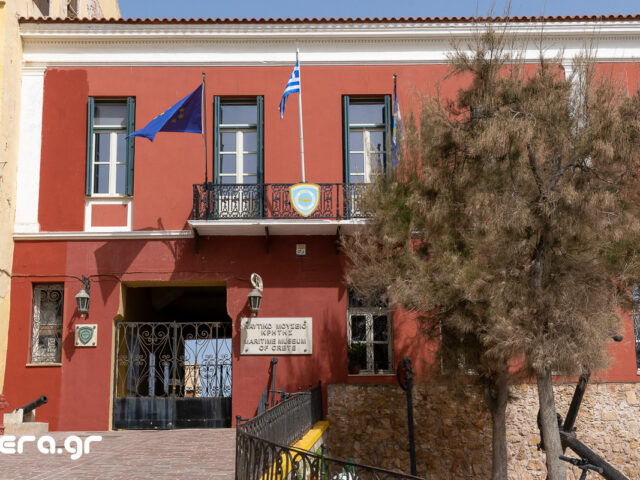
xmin=4 ymin=422 xmax=49 ymax=435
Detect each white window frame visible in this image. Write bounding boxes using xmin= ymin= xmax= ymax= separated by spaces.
xmin=91 ymin=128 xmax=127 ymax=197
xmin=219 ymin=127 xmax=258 ymax=185
xmin=348 ymin=126 xmax=386 ymax=183
xmin=347 ymin=306 xmax=393 ymax=375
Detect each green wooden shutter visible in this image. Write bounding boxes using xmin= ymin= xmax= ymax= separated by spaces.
xmin=126 ymin=97 xmax=136 ymax=196
xmin=384 ymin=94 xmax=392 ymax=173
xmin=85 ymin=97 xmax=94 ymax=196
xmin=213 ymin=96 xmax=221 ymax=183
xmin=257 ymin=96 xmax=264 ymax=183
xmin=342 ymin=96 xmax=350 ymax=183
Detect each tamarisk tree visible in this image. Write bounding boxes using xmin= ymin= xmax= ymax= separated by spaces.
xmin=344 ymin=30 xmax=640 ymax=479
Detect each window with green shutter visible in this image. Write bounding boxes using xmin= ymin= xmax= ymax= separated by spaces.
xmin=86 ymin=97 xmax=136 ymax=196
xmin=213 ymin=96 xmax=264 ymax=184
xmin=342 ymin=96 xmax=391 ymax=184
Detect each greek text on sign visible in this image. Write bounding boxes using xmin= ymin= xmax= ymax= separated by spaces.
xmin=240 ymin=317 xmax=312 ymax=355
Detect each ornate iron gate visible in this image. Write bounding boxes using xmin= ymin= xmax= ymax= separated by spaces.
xmin=113 ymin=321 xmax=232 ymax=429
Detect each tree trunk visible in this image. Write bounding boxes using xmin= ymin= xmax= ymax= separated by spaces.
xmin=483 ymin=368 xmax=509 ymax=480
xmin=537 ymin=368 xmax=566 ymax=480
xmin=491 ymin=371 xmax=509 ymax=480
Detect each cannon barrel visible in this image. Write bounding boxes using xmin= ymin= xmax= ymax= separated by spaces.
xmin=18 ymin=396 xmax=47 ymax=415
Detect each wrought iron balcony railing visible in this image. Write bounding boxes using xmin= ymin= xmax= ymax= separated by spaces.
xmin=192 ymin=183 xmax=369 ymax=221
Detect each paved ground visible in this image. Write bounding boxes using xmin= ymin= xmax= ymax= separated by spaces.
xmin=0 ymin=429 xmax=236 ymax=480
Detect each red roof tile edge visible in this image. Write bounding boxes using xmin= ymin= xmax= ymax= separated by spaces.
xmin=17 ymin=14 xmax=640 ymax=25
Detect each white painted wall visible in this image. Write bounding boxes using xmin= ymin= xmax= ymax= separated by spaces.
xmin=14 ymin=66 xmax=45 ymax=234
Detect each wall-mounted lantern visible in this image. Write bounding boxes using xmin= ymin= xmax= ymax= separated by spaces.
xmin=75 ymin=276 xmax=91 ymax=317
xmin=248 ymin=273 xmax=264 ymax=317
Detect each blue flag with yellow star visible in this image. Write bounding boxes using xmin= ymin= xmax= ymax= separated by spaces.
xmin=128 ymin=83 xmax=203 ymax=141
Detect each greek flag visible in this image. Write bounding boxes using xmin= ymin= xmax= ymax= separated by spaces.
xmin=392 ymin=80 xmax=403 ymax=168
xmin=279 ymin=61 xmax=301 ymax=119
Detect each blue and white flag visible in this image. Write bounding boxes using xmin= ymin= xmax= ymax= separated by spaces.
xmin=279 ymin=61 xmax=301 ymax=119
xmin=392 ymin=80 xmax=403 ymax=168
xmin=128 ymin=83 xmax=203 ymax=142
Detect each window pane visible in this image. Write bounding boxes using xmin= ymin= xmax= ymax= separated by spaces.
xmin=220 ymin=132 xmax=236 ymax=153
xmin=95 ymin=104 xmax=126 ymax=127
xmin=373 ymin=344 xmax=390 ymax=371
xmin=370 ymin=153 xmax=384 ymax=173
xmin=350 ymin=315 xmax=366 ymax=342
xmin=116 ymin=133 xmax=127 ymax=162
xmin=95 ymin=133 xmax=111 ymax=163
xmin=221 ymin=104 xmax=256 ymax=125
xmin=94 ymin=164 xmax=110 ymax=194
xmin=349 ymin=174 xmax=364 ymax=184
xmin=349 ymin=103 xmax=384 ymax=125
xmin=243 ymin=131 xmax=257 ymax=152
xmin=221 ymin=155 xmax=236 ymax=174
xmin=220 ymin=176 xmax=236 ymax=184
xmin=243 ymin=175 xmax=258 ymax=185
xmin=38 ymin=288 xmax=63 ymax=324
xmin=369 ymin=131 xmax=385 ymax=153
xmin=115 ymin=164 xmax=126 ymax=194
xmin=373 ymin=315 xmax=388 ymax=341
xmin=349 ymin=131 xmax=363 ymax=151
xmin=243 ymin=154 xmax=257 ymax=174
xmin=349 ymin=153 xmax=364 ymax=174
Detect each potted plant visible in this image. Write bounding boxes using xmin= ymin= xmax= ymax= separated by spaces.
xmin=347 ymin=343 xmax=366 ymax=374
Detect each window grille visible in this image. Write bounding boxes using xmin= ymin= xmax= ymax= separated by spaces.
xmin=31 ymin=284 xmax=64 ymax=364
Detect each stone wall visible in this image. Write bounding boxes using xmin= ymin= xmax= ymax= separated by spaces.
xmin=326 ymin=382 xmax=639 ymax=479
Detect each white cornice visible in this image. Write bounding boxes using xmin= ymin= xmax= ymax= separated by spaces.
xmin=18 ymin=20 xmax=640 ymax=39
xmin=14 ymin=230 xmax=194 ymax=241
xmin=188 ymin=219 xmax=366 ymax=236
xmin=19 ymin=20 xmax=640 ymax=66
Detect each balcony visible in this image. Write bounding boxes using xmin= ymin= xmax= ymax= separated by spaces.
xmin=189 ymin=183 xmax=369 ymax=236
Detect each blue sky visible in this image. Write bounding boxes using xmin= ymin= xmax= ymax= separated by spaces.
xmin=117 ymin=1 xmax=640 ymax=20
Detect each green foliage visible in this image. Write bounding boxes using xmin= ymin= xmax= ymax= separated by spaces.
xmin=344 ymin=30 xmax=640 ymax=379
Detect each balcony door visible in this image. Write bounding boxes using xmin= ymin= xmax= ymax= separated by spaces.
xmin=342 ymin=96 xmax=391 ymax=218
xmin=213 ymin=97 xmax=264 ymax=218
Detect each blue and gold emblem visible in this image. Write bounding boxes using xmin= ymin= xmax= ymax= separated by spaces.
xmin=290 ymin=183 xmax=320 ymax=217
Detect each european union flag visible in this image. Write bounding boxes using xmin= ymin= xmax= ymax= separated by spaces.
xmin=129 ymin=83 xmax=203 ymax=141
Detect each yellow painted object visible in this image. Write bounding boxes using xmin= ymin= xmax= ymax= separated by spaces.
xmin=261 ymin=421 xmax=329 ymax=480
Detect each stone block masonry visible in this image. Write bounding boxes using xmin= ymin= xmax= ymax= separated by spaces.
xmin=326 ymin=382 xmax=639 ymax=480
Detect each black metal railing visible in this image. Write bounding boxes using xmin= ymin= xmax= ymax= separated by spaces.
xmin=235 ymin=383 xmax=423 ymax=480
xmin=193 ymin=183 xmax=370 ymax=220
xmin=235 ymin=433 xmax=424 ymax=480
xmin=238 ymin=383 xmax=323 ymax=446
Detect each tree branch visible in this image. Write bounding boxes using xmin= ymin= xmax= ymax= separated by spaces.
xmin=526 ymin=142 xmax=544 ymax=195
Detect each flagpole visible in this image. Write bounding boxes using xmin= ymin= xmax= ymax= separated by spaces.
xmin=392 ymin=73 xmax=398 ymax=172
xmin=202 ymin=72 xmax=208 ymax=185
xmin=296 ymin=48 xmax=306 ymax=183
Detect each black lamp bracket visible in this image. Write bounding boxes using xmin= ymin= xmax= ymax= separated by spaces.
xmin=81 ymin=276 xmax=91 ymax=293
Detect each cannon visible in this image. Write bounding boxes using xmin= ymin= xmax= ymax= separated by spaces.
xmin=3 ymin=395 xmax=49 ymax=434
xmin=17 ymin=396 xmax=47 ymax=415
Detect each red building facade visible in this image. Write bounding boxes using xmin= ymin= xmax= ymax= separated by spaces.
xmin=5 ymin=16 xmax=640 ymax=431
